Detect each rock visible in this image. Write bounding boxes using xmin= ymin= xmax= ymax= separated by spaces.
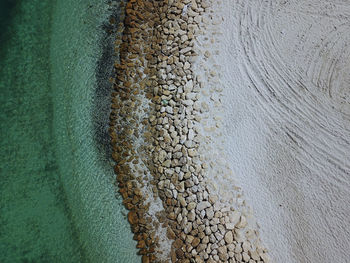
xmin=177 ymin=213 xmax=183 ymax=225
xmin=158 ymin=150 xmax=167 ymax=163
xmin=184 ymin=222 xmax=193 ymax=234
xmin=197 ymin=244 xmax=207 ymax=252
xmin=188 ymin=210 xmax=196 ymax=221
xmin=127 ymin=211 xmax=138 ymax=225
xmin=158 ymin=180 xmax=165 ymax=190
xmin=188 ymin=129 xmax=195 ymax=140
xmin=137 ymin=239 xmax=146 ymax=249
xmin=201 ymin=0 xmax=211 ymax=8
xmin=191 ymin=237 xmax=200 ymax=248
xmin=218 ymin=251 xmax=228 ymax=261
xmin=183 ymin=100 xmax=194 ymax=106
xmin=236 ymin=215 xmax=247 ymax=228
xmin=163 ymin=159 xmax=172 ymax=168
xmin=260 ymin=253 xmax=270 ymax=262
xmin=242 ymin=241 xmax=251 ymax=252
xmin=209 ymin=195 xmax=218 ymax=204
xmin=235 ymin=243 xmax=242 ymax=254
xmin=186 ymin=93 xmax=197 ymax=100
xmin=179 ymin=195 xmax=187 ymax=207
xmin=229 ymin=211 xmax=241 ymax=223
xmin=176 ymin=248 xmax=185 ymax=259
xmin=205 ymin=226 xmax=212 ymax=235
xmin=141 ymin=255 xmax=149 ymax=263
xmin=235 ymin=253 xmax=243 ymax=262
xmin=202 ymin=236 xmax=209 ymax=244
xmin=197 ymin=201 xmax=211 ymax=211
xmin=210 ymin=217 xmax=220 ymax=225
xmin=173 ymin=238 xmax=184 ymax=249
xmin=242 ymin=252 xmax=250 ymax=262
xmin=225 ymin=223 xmax=235 ymax=230
xmin=228 ymin=251 xmax=235 ymax=259
xmin=166 ymin=106 xmax=174 ymax=114
xmin=177 ymin=181 xmax=185 ymax=192
xmin=188 ymin=148 xmax=197 ymax=157
xmin=215 ymin=232 xmax=223 ymax=241
xmin=206 ymin=207 xmax=214 ymax=220
xmin=224 ymin=231 xmax=233 ymax=244
xmin=187 ymin=202 xmax=197 ymax=211
xmin=249 ymin=250 xmax=260 ymax=261
xmin=180 ymin=46 xmax=192 ymax=54
xmin=227 ymin=243 xmax=235 ymax=251
xmin=181 ymin=34 xmax=188 ymax=42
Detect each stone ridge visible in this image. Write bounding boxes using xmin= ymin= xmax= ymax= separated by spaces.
xmin=109 ymin=1 xmax=161 ymax=262
xmin=109 ymin=0 xmax=270 ymax=262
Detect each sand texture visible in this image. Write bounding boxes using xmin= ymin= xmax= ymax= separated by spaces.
xmin=194 ymin=1 xmax=350 ymax=262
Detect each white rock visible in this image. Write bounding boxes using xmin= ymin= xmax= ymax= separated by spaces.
xmin=225 ymin=223 xmax=235 ymax=230
xmin=188 ymin=148 xmax=197 ymax=157
xmin=166 ymin=106 xmax=173 ymax=114
xmin=242 ymin=252 xmax=250 ymax=262
xmin=260 ymin=253 xmax=270 ymax=263
xmin=206 ymin=206 xmax=214 ymax=219
xmin=197 ymin=201 xmax=211 ymax=211
xmin=186 ymin=92 xmax=197 ymax=100
xmin=188 ymin=129 xmax=195 ymax=140
xmin=229 ymin=211 xmax=241 ymax=225
xmin=183 ymin=100 xmax=194 ymax=106
xmin=185 ymin=80 xmax=193 ymax=91
xmin=236 ymin=215 xmax=247 ymax=229
xmin=224 ymin=231 xmax=233 ymax=244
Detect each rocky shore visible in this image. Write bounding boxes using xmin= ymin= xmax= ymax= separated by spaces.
xmin=109 ymin=0 xmax=270 ymax=262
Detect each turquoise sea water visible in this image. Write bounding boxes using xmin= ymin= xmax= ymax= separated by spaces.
xmin=0 ymin=0 xmax=139 ymax=262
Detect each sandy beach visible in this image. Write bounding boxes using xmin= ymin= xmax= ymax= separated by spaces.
xmin=194 ymin=1 xmax=350 ymax=262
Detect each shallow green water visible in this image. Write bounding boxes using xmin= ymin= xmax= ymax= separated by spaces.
xmin=0 ymin=0 xmax=139 ymax=262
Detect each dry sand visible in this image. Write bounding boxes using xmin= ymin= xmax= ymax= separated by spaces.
xmin=193 ymin=0 xmax=350 ymax=262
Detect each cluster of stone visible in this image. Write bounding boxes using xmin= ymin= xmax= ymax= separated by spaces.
xmin=110 ymin=0 xmax=270 ymax=262
xmin=109 ymin=1 xmax=163 ymax=262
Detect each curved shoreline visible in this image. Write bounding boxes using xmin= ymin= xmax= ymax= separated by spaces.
xmin=50 ymin=0 xmax=139 ymax=261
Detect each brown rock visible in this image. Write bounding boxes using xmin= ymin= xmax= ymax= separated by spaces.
xmin=167 ymin=227 xmax=176 ymax=240
xmin=173 ymin=238 xmax=184 ymax=249
xmin=141 ymin=255 xmax=149 ymax=263
xmin=127 ymin=211 xmax=138 ymax=225
xmin=137 ymin=239 xmax=146 ymax=249
xmin=175 ymin=248 xmax=184 ymax=259
xmin=171 ymin=248 xmax=177 ymax=263
xmin=191 ymin=237 xmax=200 ymax=248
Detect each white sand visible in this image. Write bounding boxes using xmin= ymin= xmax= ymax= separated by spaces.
xmin=194 ymin=0 xmax=350 ymax=262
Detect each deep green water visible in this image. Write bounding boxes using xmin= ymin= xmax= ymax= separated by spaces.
xmin=0 ymin=0 xmax=139 ymax=262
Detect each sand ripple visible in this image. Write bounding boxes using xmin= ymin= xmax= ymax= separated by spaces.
xmin=212 ymin=0 xmax=350 ymax=262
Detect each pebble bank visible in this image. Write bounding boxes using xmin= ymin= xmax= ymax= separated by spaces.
xmin=110 ymin=1 xmax=270 ymax=262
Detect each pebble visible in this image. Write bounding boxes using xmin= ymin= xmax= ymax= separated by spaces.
xmin=224 ymin=231 xmax=233 ymax=244
xmin=197 ymin=201 xmax=211 ymax=211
